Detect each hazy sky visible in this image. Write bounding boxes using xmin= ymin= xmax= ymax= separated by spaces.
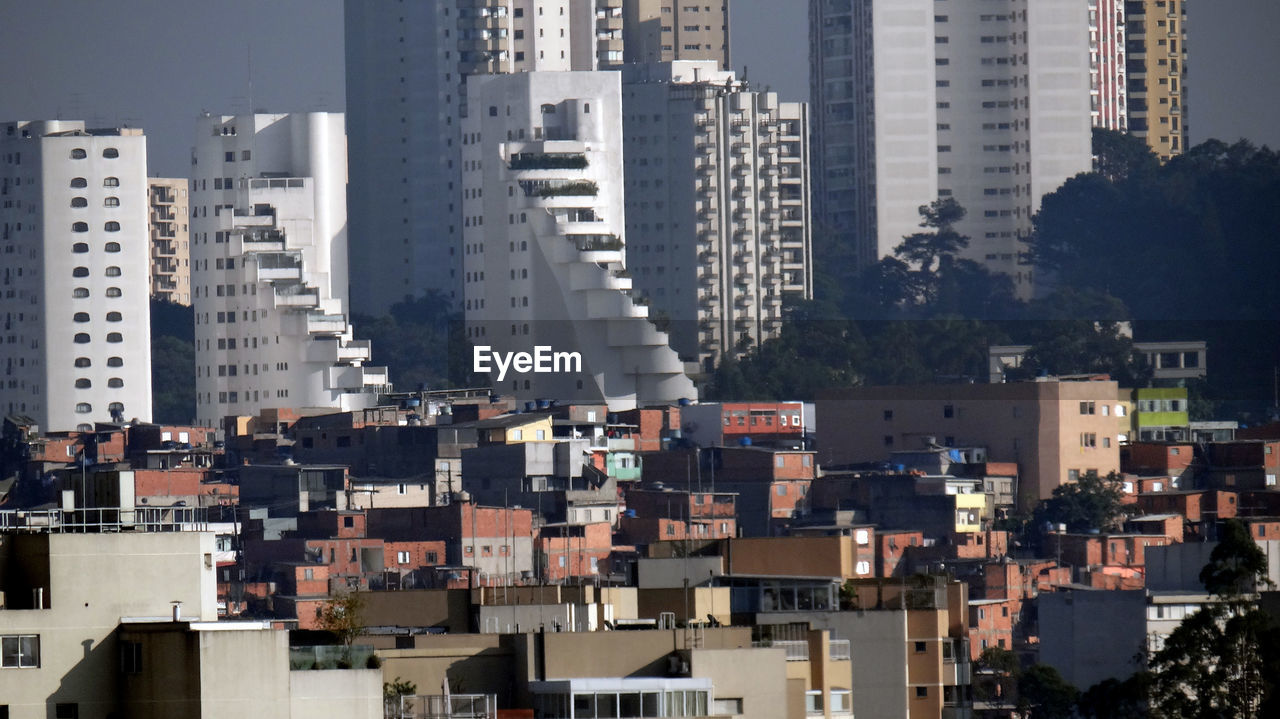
xmin=1 ymin=0 xmax=1276 ymax=178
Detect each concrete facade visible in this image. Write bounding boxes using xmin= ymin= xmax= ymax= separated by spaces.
xmin=190 ymin=113 xmax=386 ymax=427
xmin=817 ymin=380 xmax=1123 ymax=508
xmin=460 ymin=71 xmax=695 ymax=409
xmin=808 ymin=0 xmax=1092 ymax=294
xmin=0 ymin=120 xmax=154 ymax=431
xmin=621 ymin=0 xmax=730 ymax=68
xmin=1125 ymin=0 xmax=1188 ymax=159
xmin=621 ymin=62 xmax=813 ymax=368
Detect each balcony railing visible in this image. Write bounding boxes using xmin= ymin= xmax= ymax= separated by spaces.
xmin=289 ymin=644 xmax=375 ymax=670
xmin=754 ymin=639 xmax=809 ymax=661
xmin=0 ymin=506 xmax=208 ymax=533
xmin=391 ymin=694 xmax=495 ymax=719
xmin=829 ymin=639 xmax=851 ymax=661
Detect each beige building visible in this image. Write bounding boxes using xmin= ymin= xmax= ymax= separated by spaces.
xmin=1125 ymin=0 xmax=1188 ymax=160
xmin=0 ymin=513 xmax=379 ymax=718
xmin=762 ymin=577 xmax=972 ymax=719
xmin=148 ymin=177 xmax=190 ymax=305
xmin=622 ymin=0 xmax=730 ymax=68
xmin=817 ymin=379 xmax=1123 ymax=508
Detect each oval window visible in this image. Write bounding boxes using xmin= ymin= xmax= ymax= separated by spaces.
xmin=70 ymin=149 xmax=87 ymax=159
xmin=70 ymin=177 xmax=88 ymax=188
xmin=71 ymin=197 xmax=88 ymax=208
xmin=103 ymin=148 xmax=119 ymax=158
xmin=76 ymin=402 xmax=93 ymax=413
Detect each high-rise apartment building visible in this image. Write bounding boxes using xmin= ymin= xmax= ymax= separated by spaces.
xmin=344 ymin=0 xmax=624 ymax=316
xmin=1124 ymin=0 xmax=1187 ymax=160
xmin=1 ymin=120 xmax=153 ymax=431
xmin=190 ymin=113 xmax=386 ymax=427
xmin=621 ymin=0 xmax=730 ymax=68
xmin=809 ymin=0 xmax=1092 ymax=293
xmin=1089 ymin=0 xmax=1128 ymax=132
xmin=461 ymin=72 xmax=695 ymax=409
xmin=621 ymin=62 xmax=812 ymax=370
xmin=148 ymin=177 xmax=191 ymax=305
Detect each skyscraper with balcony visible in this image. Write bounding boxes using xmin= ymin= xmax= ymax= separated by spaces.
xmin=621 ymin=0 xmax=730 ymax=68
xmin=1124 ymin=0 xmax=1187 ymax=160
xmin=1089 ymin=0 xmax=1128 ymax=132
xmin=621 ymin=62 xmax=812 ymax=371
xmin=344 ymin=0 xmax=625 ymax=316
xmin=148 ymin=178 xmax=191 ymax=305
xmin=809 ymin=0 xmax=1092 ymax=294
xmin=0 ymin=120 xmax=153 ymax=431
xmin=190 ymin=113 xmax=386 ymax=427
xmin=461 ymin=72 xmax=695 ymax=409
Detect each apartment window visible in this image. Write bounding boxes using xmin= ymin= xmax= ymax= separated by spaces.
xmin=70 ymin=197 xmax=87 ymax=208
xmin=103 ymin=148 xmax=119 ymax=158
xmin=54 ymin=704 xmax=78 ymax=719
xmin=884 ymin=410 xmax=894 ymax=421
xmin=105 ymin=242 xmax=120 ymax=252
xmin=120 ymin=640 xmax=142 ymax=674
xmin=914 ymin=641 xmax=927 ymax=653
xmin=107 ymin=357 xmax=123 ymax=367
xmin=70 ymin=177 xmax=87 ymax=188
xmin=75 ymin=403 xmax=92 ymax=414
xmin=73 ymin=332 xmax=91 ymax=344
xmin=74 ymin=378 xmax=91 ymax=389
xmin=105 ymin=266 xmax=121 ymax=277
xmin=884 ymin=435 xmax=894 ymax=447
xmin=74 ymin=357 xmax=91 ymax=368
xmin=106 ymin=287 xmax=122 ymax=297
xmin=776 ymin=456 xmax=785 ymax=468
xmin=106 ymin=332 xmax=123 ymax=343
xmin=72 ymin=222 xmax=89 ymax=233
xmin=105 ymin=221 xmax=120 ymax=232
xmin=915 ymin=687 xmax=928 ymax=699
xmin=103 ymin=196 xmax=120 ymax=207
xmin=397 ymin=551 xmax=411 ymax=565
xmin=71 ymin=242 xmax=89 ymax=253
xmin=1079 ymin=401 xmax=1096 ymax=415
xmin=1080 ymin=433 xmax=1097 ymax=448
xmin=103 ymin=177 xmax=119 ymax=187
xmin=73 ymin=288 xmax=89 ymax=298
xmin=70 ymin=148 xmax=87 ymax=159
xmin=943 ymin=405 xmax=954 ymax=418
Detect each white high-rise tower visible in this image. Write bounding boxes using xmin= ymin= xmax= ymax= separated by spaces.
xmin=810 ymin=0 xmax=1092 ymax=294
xmin=190 ymin=113 xmax=386 ymax=427
xmin=1 ymin=120 xmax=153 ymax=431
xmin=461 ymin=72 xmax=695 ymax=409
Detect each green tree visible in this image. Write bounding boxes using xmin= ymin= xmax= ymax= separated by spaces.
xmin=1017 ymin=664 xmax=1079 ymax=719
xmin=317 ymin=591 xmax=365 ymax=663
xmin=1147 ymin=519 xmax=1278 ymax=718
xmin=151 ymin=335 xmax=196 ymax=424
xmin=1078 ymin=673 xmax=1152 ymax=718
xmin=1033 ymin=470 xmax=1131 ymax=534
xmin=1092 ymin=127 xmax=1159 ymax=182
xmin=974 ymin=647 xmax=1021 ymax=707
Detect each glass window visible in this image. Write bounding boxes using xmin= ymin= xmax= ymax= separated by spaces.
xmin=74 ymin=357 xmax=91 ymax=368
xmin=105 ymin=266 xmax=121 ymax=277
xmin=72 ymin=312 xmax=90 ymax=323
xmin=106 ymin=311 xmax=122 ymax=322
xmin=70 ymin=148 xmax=86 ymax=159
xmin=72 ymin=242 xmax=88 ymax=253
xmin=107 ymin=378 xmax=124 ymax=388
xmin=72 ymin=288 xmax=89 ymax=298
xmin=103 ymin=177 xmax=119 ymax=187
xmin=70 ymin=197 xmax=87 ymax=208
xmin=106 ymin=332 xmax=123 ymax=343
xmin=102 ymin=148 xmax=119 ymax=158
xmin=74 ymin=378 xmax=91 ymax=389
xmin=70 ymin=177 xmax=87 ymax=188
xmin=72 ymin=222 xmax=88 ymax=233
xmin=104 ymin=242 xmax=120 ymax=252
xmin=75 ymin=403 xmax=92 ymax=414
xmin=1 ymin=634 xmax=40 ymax=667
xmin=107 ymin=357 xmax=123 ymax=367
xmin=104 ymin=221 xmax=120 ymax=232
xmin=106 ymin=287 xmax=122 ymax=297
xmin=103 ymin=196 xmax=120 ymax=207
xmin=73 ymin=333 xmax=90 ymax=344
xmin=72 ymin=266 xmax=89 ymax=277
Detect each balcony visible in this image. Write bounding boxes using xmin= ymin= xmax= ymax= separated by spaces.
xmin=508 ymin=152 xmax=588 ymax=171
xmin=829 ymin=639 xmax=851 ymax=661
xmin=391 ymin=694 xmax=496 ymax=719
xmin=754 ymin=639 xmax=809 ymax=661
xmin=289 ymin=644 xmax=376 ymax=670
